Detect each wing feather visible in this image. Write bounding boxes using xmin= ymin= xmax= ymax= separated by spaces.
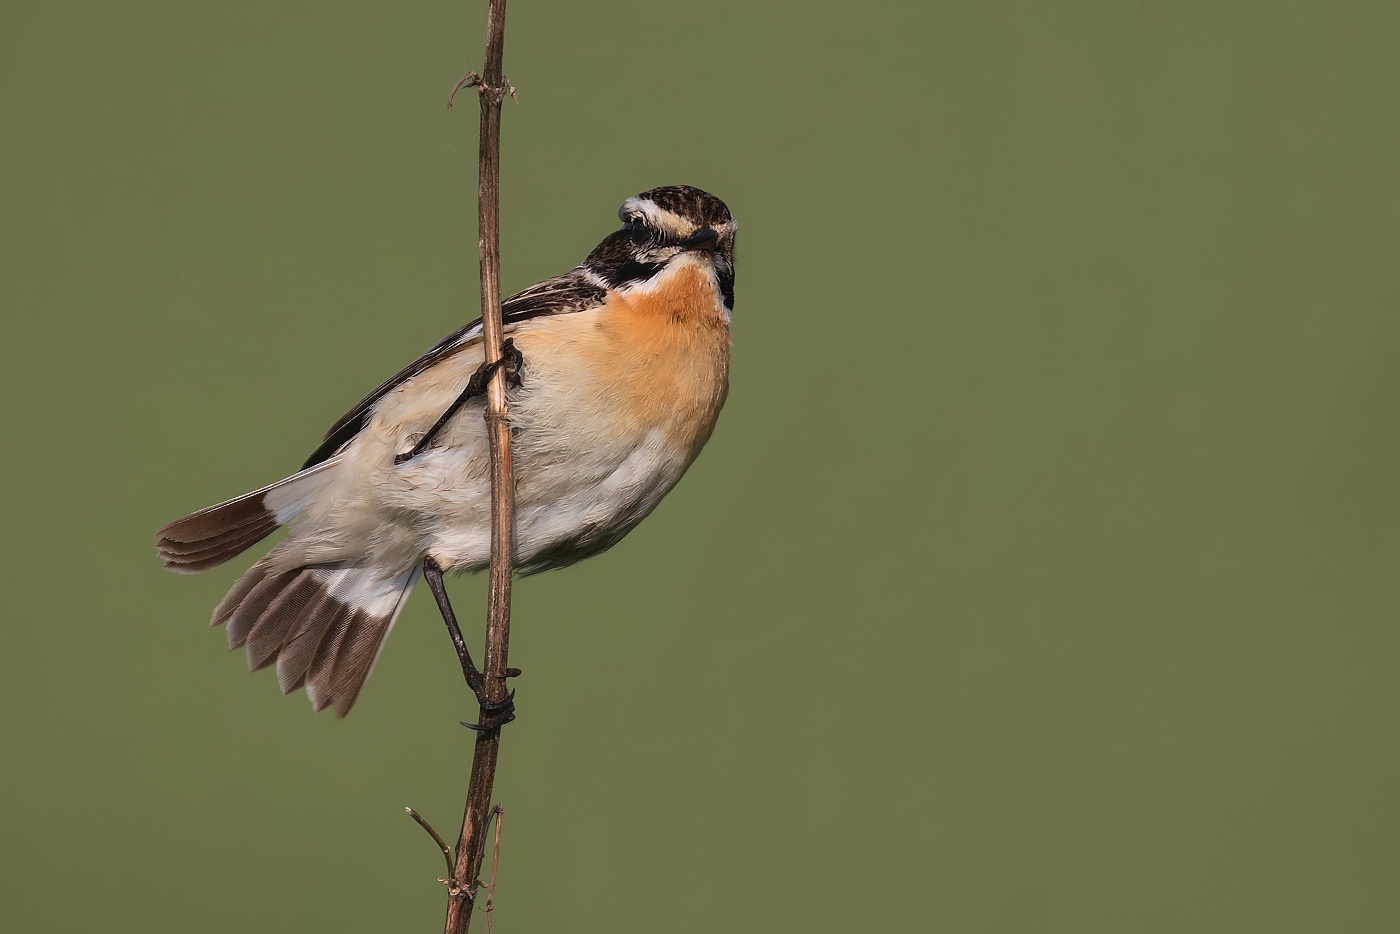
xmin=302 ymin=272 xmax=606 ymax=468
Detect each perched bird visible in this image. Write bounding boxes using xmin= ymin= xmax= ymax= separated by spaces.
xmin=156 ymin=185 xmax=736 ymax=718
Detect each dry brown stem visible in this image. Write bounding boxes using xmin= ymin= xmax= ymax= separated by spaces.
xmin=441 ymin=2 xmax=514 ymax=932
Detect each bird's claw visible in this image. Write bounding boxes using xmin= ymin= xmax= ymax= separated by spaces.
xmin=500 ymin=338 xmax=524 ymax=388
xmin=462 ymin=689 xmax=516 ymax=731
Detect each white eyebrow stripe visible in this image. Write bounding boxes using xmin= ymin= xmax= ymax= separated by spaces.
xmin=622 ymin=197 xmax=691 ymax=234
xmin=621 ymin=198 xmax=738 ymax=243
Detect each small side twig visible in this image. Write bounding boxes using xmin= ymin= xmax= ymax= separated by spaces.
xmin=447 ymin=72 xmax=480 ymax=108
xmin=480 ymin=805 xmax=504 ymax=934
xmin=406 ymin=807 xmax=455 ymax=881
xmin=448 ymin=72 xmax=518 ymax=108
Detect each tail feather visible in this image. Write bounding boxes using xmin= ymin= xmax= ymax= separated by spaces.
xmin=321 ymin=612 xmax=398 ymax=718
xmin=212 ymin=562 xmax=270 ymax=627
xmin=211 ymin=561 xmax=418 ymax=717
xmin=160 ymin=515 xmax=278 ymax=574
xmin=163 ymin=525 xmax=283 ymax=574
xmin=306 ymin=609 xmax=357 ymax=714
xmin=276 ymin=592 xmax=350 ymax=695
xmin=226 ymin=569 xmax=296 ymax=649
xmin=247 ymin=573 xmax=325 ymax=671
xmin=155 ymin=459 xmax=340 ymax=574
xmin=159 ymin=522 xmax=272 ymax=557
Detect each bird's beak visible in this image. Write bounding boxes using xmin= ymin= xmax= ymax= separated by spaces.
xmin=679 ymin=228 xmax=720 ymax=252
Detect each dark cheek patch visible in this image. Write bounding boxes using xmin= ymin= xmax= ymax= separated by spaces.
xmin=584 ymin=231 xmax=666 ymax=289
xmin=608 ymin=258 xmax=665 ymax=288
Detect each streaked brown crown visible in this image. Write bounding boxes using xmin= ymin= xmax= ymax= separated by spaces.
xmin=631 ymin=185 xmax=734 ymax=230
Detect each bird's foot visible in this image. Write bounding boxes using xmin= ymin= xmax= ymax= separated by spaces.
xmin=462 ymin=689 xmax=516 ymax=731
xmin=393 ymin=341 xmax=523 ymax=465
xmin=500 ymin=338 xmax=524 ymax=388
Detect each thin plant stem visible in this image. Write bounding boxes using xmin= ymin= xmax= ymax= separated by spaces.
xmin=442 ymin=2 xmax=515 ymax=932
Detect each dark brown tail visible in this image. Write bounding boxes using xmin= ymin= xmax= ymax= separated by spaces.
xmin=156 ymin=494 xmax=277 ymax=573
xmin=156 ymin=460 xmax=340 ymax=573
xmin=211 ymin=559 xmax=419 ymax=717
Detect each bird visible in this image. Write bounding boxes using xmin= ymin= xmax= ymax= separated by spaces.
xmin=156 ymin=184 xmax=736 ymax=719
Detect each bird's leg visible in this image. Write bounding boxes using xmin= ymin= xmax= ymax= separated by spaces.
xmin=423 ymin=556 xmax=485 ymax=691
xmin=394 ymin=339 xmax=523 ymax=465
xmin=422 ymin=556 xmax=516 ymax=730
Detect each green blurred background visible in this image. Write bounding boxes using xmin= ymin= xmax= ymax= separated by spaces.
xmin=5 ymin=1 xmax=1400 ymax=930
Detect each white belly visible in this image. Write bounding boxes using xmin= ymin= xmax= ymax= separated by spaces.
xmin=446 ymin=424 xmax=690 ymax=574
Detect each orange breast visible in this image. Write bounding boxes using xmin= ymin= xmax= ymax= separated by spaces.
xmin=599 ymin=265 xmax=732 ymax=451
xmin=506 ymin=262 xmax=731 ymax=461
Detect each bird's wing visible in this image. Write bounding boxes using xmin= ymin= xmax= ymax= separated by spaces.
xmin=302 ymin=272 xmax=607 ymax=468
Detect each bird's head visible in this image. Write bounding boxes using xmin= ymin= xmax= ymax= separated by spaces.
xmin=583 ymin=185 xmax=737 ymax=310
